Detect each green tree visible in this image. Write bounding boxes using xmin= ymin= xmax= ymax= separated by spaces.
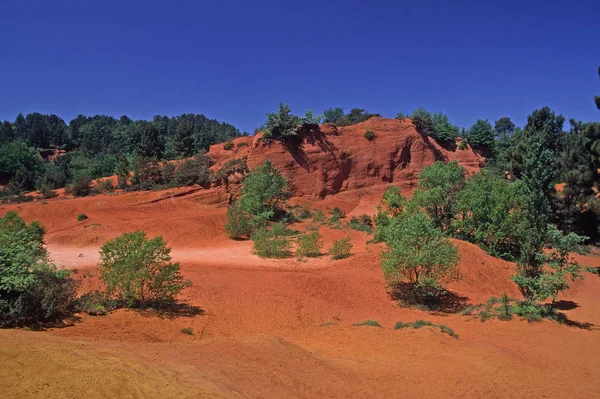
xmin=411 ymin=107 xmax=436 ymax=138
xmin=115 ymin=155 xmax=130 ymax=189
xmin=374 ymin=186 xmax=406 ymax=242
xmin=99 ymin=231 xmax=190 ymax=307
xmin=0 ymin=141 xmax=44 ymax=190
xmin=494 ymin=117 xmax=516 ymax=137
xmin=263 ymin=103 xmax=300 ymax=141
xmin=0 ymin=212 xmax=77 ymax=327
xmin=323 ymin=107 xmax=345 ymax=124
xmin=467 ymin=119 xmax=495 ymax=148
xmin=135 ymin=121 xmax=163 ymax=159
xmin=381 ymin=212 xmax=460 ymax=300
xmin=432 ymin=112 xmax=459 ymax=143
xmin=412 ymin=161 xmax=466 ymax=231
xmin=453 ymin=170 xmax=527 ymax=260
xmin=238 ymin=160 xmax=289 ymax=224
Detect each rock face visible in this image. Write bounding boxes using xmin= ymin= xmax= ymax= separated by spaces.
xmin=208 ymin=117 xmax=483 ymax=199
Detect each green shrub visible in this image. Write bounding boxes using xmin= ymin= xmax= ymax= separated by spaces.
xmin=180 ymin=327 xmax=194 ymax=335
xmin=329 ymin=237 xmax=353 ymax=259
xmin=99 ymin=231 xmax=191 ymax=308
xmin=74 ymin=291 xmax=117 ymax=316
xmin=312 ymin=209 xmax=326 ymax=222
xmin=238 ymin=160 xmax=289 ymax=224
xmin=225 ymin=201 xmax=255 ymax=239
xmin=349 ymin=214 xmax=373 ymax=233
xmin=363 ymin=130 xmax=376 ymax=141
xmin=39 ymin=183 xmax=58 ymax=199
xmin=223 ymin=140 xmax=234 ymax=150
xmin=394 ymin=319 xmax=458 ymax=339
xmin=70 ymin=175 xmax=92 ymax=197
xmin=353 ymin=319 xmax=382 ymax=328
xmin=381 ymin=212 xmax=460 ymax=302
xmin=394 ymin=321 xmax=411 ymax=329
xmin=0 ymin=212 xmax=77 ymax=327
xmin=296 ymin=230 xmax=323 ymax=258
xmin=237 ymin=141 xmax=249 ymax=149
xmin=96 ymin=179 xmax=115 ymax=193
xmin=251 ymin=223 xmax=293 ymax=258
xmin=76 ymin=213 xmax=88 ymax=221
xmin=174 ymin=156 xmax=212 ymax=187
xmin=291 ymin=205 xmax=312 ymax=221
xmin=329 ymin=207 xmax=345 ymax=222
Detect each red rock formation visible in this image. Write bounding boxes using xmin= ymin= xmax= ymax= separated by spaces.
xmin=208 ymin=117 xmax=483 ymax=199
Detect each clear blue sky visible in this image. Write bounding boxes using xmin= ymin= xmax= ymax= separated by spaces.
xmin=1 ymin=0 xmax=598 ymax=133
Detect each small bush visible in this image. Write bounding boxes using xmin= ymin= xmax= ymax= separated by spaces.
xmin=394 ymin=319 xmax=458 ymax=339
xmin=312 ymin=209 xmax=326 ymax=222
xmin=329 ymin=237 xmax=353 ymax=260
xmin=39 ymin=183 xmax=58 ymax=199
xmin=174 ymin=156 xmax=212 ymax=187
xmin=99 ymin=231 xmax=191 ymax=308
xmin=291 ymin=205 xmax=312 ymax=221
xmin=237 ymin=141 xmax=249 ymax=149
xmin=74 ymin=291 xmax=117 ymax=316
xmin=223 ymin=140 xmax=234 ymax=150
xmin=363 ymin=130 xmax=376 ymax=141
xmin=96 ymin=179 xmax=115 ymax=193
xmin=70 ymin=175 xmax=92 ymax=197
xmin=76 ymin=213 xmax=88 ymax=221
xmin=180 ymin=327 xmax=194 ymax=335
xmin=251 ymin=223 xmax=293 ymax=258
xmin=353 ymin=319 xmax=382 ymax=328
xmin=296 ymin=230 xmax=323 ymax=258
xmin=349 ymin=214 xmax=373 ymax=233
xmin=329 ymin=207 xmax=345 ymax=222
xmin=225 ymin=201 xmax=256 ymax=239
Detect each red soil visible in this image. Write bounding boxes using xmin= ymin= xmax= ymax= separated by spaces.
xmin=1 ymin=122 xmax=599 ymax=398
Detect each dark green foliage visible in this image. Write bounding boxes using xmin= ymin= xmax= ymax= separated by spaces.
xmin=467 ymin=119 xmax=495 ymax=148
xmin=0 ymin=212 xmax=77 ymax=327
xmin=290 ymin=205 xmax=312 ymax=221
xmin=329 ymin=207 xmax=345 ymax=222
xmin=494 ymin=117 xmax=516 ymax=137
xmin=432 ymin=112 xmax=460 ymax=143
xmin=411 ymin=161 xmax=466 ymax=231
xmin=223 ymin=140 xmax=234 ymax=150
xmin=353 ymin=319 xmax=382 ymax=328
xmin=76 ymin=213 xmax=88 ymax=221
xmin=173 ymin=156 xmax=212 ymax=187
xmin=312 ymin=209 xmax=326 ymax=223
xmin=0 ymin=141 xmax=44 ymax=190
xmin=99 ymin=231 xmax=190 ymax=307
xmin=336 ymin=108 xmax=379 ymax=127
xmin=263 ymin=103 xmax=300 ymax=141
xmin=453 ymin=170 xmax=527 ymax=260
xmin=70 ymin=175 xmax=92 ymax=197
xmin=296 ymin=230 xmax=324 ymax=258
xmin=251 ymin=223 xmax=293 ymax=258
xmin=225 ymin=201 xmax=255 ymax=239
xmin=237 ymin=160 xmax=289 ymax=225
xmin=180 ymin=327 xmax=194 ymax=335
xmin=363 ymin=130 xmax=376 ymax=141
xmin=39 ymin=183 xmax=58 ymax=199
xmin=237 ymin=141 xmax=249 ymax=149
xmin=349 ymin=215 xmax=373 ymax=233
xmin=135 ymin=121 xmax=164 ymax=158
xmin=329 ymin=237 xmax=353 ymax=260
xmin=323 ymin=107 xmax=345 ymax=124
xmin=381 ymin=212 xmax=460 ymax=301
xmin=411 ymin=108 xmax=436 ymax=138
xmin=394 ymin=320 xmax=458 ymax=338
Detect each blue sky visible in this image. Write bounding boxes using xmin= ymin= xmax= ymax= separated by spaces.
xmin=1 ymin=0 xmax=598 ymax=133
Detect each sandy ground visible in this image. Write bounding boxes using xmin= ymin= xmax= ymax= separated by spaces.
xmin=1 ymin=190 xmax=600 ymax=398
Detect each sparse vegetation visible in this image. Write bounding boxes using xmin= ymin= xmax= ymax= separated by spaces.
xmin=349 ymin=214 xmax=373 ymax=233
xmin=251 ymin=223 xmax=293 ymax=259
xmin=353 ymin=319 xmax=382 ymax=328
xmin=329 ymin=207 xmax=345 ymax=222
xmin=296 ymin=230 xmax=323 ymax=258
xmin=77 ymin=213 xmax=88 ymax=221
xmin=394 ymin=319 xmax=459 ymax=339
xmin=180 ymin=327 xmax=194 ymax=335
xmin=223 ymin=140 xmax=234 ymax=150
xmin=99 ymin=231 xmax=191 ymax=308
xmin=363 ymin=130 xmax=376 ymax=141
xmin=70 ymin=175 xmax=92 ymax=197
xmin=329 ymin=237 xmax=353 ymax=260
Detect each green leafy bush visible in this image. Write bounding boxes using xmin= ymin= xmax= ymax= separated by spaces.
xmin=263 ymin=103 xmax=300 ymax=141
xmin=349 ymin=214 xmax=373 ymax=233
xmin=70 ymin=175 xmax=92 ymax=197
xmin=76 ymin=213 xmax=88 ymax=221
xmin=99 ymin=231 xmax=191 ymax=308
xmin=180 ymin=327 xmax=194 ymax=335
xmin=223 ymin=140 xmax=234 ymax=150
xmin=0 ymin=212 xmax=77 ymax=327
xmin=364 ymin=130 xmax=376 ymax=141
xmin=225 ymin=201 xmax=255 ymax=239
xmin=296 ymin=230 xmax=323 ymax=258
xmin=329 ymin=237 xmax=353 ymax=260
xmin=329 ymin=207 xmax=345 ymax=222
xmin=394 ymin=319 xmax=458 ymax=339
xmin=381 ymin=212 xmax=460 ymax=302
xmin=237 ymin=141 xmax=249 ymax=149
xmin=174 ymin=156 xmax=212 ymax=187
xmin=312 ymin=209 xmax=326 ymax=222
xmin=251 ymin=223 xmax=293 ymax=259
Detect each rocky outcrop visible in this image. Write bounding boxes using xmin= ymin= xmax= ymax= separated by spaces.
xmin=208 ymin=117 xmax=483 ymax=199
